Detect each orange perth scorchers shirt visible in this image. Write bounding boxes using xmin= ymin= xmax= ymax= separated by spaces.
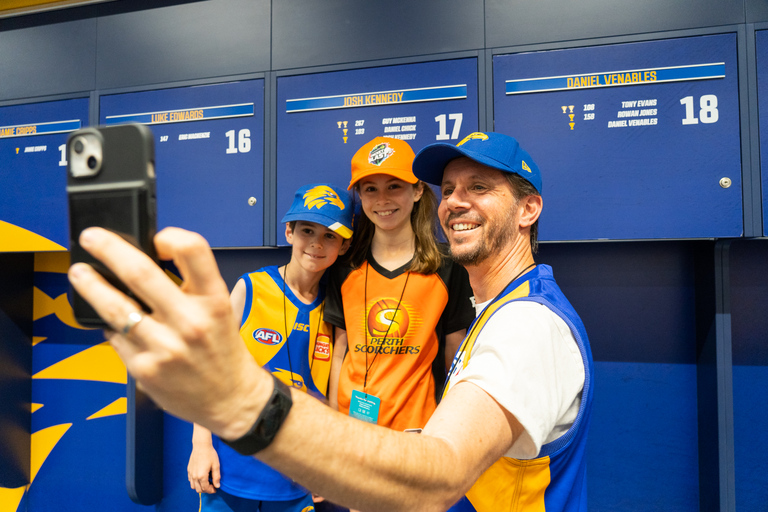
xmin=325 ymin=252 xmax=475 ymax=431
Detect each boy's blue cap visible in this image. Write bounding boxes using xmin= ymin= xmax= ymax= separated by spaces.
xmin=412 ymin=132 xmax=542 ymax=194
xmin=281 ymin=184 xmax=354 ymax=239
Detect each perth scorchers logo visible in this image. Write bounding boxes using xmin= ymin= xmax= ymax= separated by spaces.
xmin=356 ymin=300 xmax=419 ymax=355
xmin=303 ymin=185 xmax=345 ymax=211
xmin=367 ymin=299 xmax=410 ymax=338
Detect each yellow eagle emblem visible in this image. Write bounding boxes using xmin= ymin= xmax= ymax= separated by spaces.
xmin=273 ymin=369 xmax=307 ymax=392
xmin=303 ymin=185 xmax=345 ymax=211
xmin=457 ymin=132 xmax=489 ymax=146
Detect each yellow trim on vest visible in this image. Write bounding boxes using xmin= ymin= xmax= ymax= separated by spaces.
xmin=444 ymin=281 xmax=530 ymax=397
xmin=466 ymin=455 xmax=551 ymax=512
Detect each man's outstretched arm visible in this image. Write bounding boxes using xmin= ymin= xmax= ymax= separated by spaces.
xmin=258 ymin=378 xmax=521 ymax=511
xmin=68 ymin=227 xmax=523 ymax=512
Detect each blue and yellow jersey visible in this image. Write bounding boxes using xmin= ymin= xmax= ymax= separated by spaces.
xmin=447 ymin=265 xmax=594 ymax=512
xmin=239 ymin=265 xmax=333 ymax=397
xmin=213 ymin=265 xmax=334 ymax=501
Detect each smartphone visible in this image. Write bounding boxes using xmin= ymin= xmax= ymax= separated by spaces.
xmin=67 ymin=123 xmax=158 ymax=328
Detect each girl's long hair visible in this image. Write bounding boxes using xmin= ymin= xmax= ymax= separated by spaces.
xmin=345 ymin=182 xmax=442 ymax=274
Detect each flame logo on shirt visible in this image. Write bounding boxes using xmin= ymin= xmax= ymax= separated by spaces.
xmin=367 ymin=299 xmax=410 ymax=338
xmin=303 ymin=185 xmax=345 ymax=211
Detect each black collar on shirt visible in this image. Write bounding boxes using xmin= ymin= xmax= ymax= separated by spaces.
xmin=365 ymin=249 xmax=414 ymax=279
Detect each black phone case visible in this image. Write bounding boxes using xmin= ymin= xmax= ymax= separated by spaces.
xmin=67 ymin=124 xmax=157 ymax=328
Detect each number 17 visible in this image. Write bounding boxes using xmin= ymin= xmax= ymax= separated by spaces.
xmin=435 ymin=113 xmax=463 ymax=140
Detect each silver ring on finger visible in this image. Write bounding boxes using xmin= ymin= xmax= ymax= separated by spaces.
xmin=121 ymin=311 xmax=144 ymax=335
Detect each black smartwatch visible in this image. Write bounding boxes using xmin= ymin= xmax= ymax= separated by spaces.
xmin=221 ymin=375 xmax=293 ymax=455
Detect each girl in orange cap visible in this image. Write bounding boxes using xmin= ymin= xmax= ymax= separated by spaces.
xmin=324 ymin=137 xmax=475 ymax=432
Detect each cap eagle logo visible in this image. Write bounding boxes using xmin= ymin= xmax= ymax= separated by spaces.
xmin=457 ymin=132 xmax=489 ymax=146
xmin=303 ymin=185 xmax=345 ymax=211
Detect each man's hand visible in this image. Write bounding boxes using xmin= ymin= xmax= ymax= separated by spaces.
xmin=68 ymin=227 xmax=270 ymax=440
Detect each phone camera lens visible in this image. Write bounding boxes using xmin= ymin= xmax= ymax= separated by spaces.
xmin=87 ymin=156 xmax=98 ymax=169
xmin=73 ymin=139 xmax=84 ymax=154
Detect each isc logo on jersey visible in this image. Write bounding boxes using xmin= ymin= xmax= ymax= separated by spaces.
xmin=253 ymin=328 xmax=283 ymax=345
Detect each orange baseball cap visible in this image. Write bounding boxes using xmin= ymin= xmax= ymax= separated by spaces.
xmin=348 ymin=137 xmax=418 ymax=189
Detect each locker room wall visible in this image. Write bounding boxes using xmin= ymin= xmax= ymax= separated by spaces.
xmin=1 ymin=1 xmax=765 ymax=511
xmin=728 ymin=240 xmax=768 ymax=511
xmin=1 ymin=0 xmax=766 ymax=98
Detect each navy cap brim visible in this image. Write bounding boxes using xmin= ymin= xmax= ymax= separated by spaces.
xmin=413 ymin=143 xmax=524 ymax=186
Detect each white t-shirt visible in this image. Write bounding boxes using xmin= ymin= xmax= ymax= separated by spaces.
xmin=449 ymin=299 xmax=585 ymax=459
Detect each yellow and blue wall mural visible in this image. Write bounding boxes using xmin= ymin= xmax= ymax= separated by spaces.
xmin=0 ymin=252 xmax=140 ymax=511
xmin=0 ymin=252 xmax=198 ymax=512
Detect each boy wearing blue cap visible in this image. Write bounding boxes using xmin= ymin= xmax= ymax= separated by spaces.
xmin=187 ymin=184 xmax=353 ymax=512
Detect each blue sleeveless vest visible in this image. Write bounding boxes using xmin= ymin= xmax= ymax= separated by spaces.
xmin=447 ymin=264 xmax=594 ymax=512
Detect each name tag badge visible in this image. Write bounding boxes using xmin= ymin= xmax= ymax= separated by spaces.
xmin=350 ymin=390 xmax=380 ymax=424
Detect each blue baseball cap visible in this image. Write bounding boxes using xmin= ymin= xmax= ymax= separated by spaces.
xmin=412 ymin=132 xmax=542 ymax=194
xmin=281 ymin=183 xmax=354 ymax=239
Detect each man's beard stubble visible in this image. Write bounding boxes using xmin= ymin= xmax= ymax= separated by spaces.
xmin=443 ymin=205 xmax=518 ymax=267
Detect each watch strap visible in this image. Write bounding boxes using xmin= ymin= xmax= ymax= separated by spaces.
xmin=221 ymin=374 xmax=293 ymax=455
